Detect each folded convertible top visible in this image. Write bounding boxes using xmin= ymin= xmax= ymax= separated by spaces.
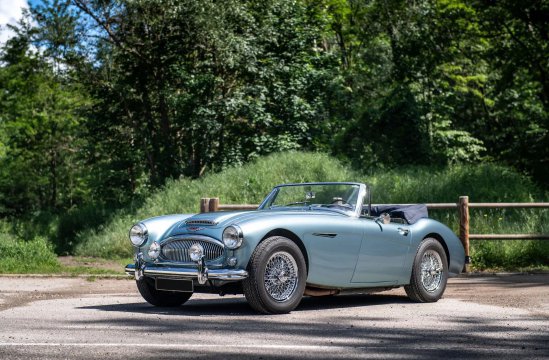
xmin=370 ymin=204 xmax=429 ymax=225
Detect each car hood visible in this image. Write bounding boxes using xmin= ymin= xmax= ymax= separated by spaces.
xmin=167 ymin=209 xmax=345 ymax=237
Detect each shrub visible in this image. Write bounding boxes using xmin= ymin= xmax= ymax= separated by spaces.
xmin=0 ymin=233 xmax=60 ymax=273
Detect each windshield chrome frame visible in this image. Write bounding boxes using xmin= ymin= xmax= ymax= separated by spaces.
xmin=258 ymin=182 xmax=368 ymax=218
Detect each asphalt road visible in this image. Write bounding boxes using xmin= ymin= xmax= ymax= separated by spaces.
xmin=0 ymin=274 xmax=547 ymax=359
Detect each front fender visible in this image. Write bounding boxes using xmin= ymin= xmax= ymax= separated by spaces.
xmin=408 ymin=219 xmax=465 ymax=276
xmin=137 ymin=214 xmax=195 ymax=259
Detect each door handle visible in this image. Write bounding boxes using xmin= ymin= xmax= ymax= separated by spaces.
xmin=397 ymin=228 xmax=409 ymax=236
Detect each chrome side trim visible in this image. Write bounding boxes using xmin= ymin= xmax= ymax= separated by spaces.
xmin=125 ymin=264 xmax=248 ymax=281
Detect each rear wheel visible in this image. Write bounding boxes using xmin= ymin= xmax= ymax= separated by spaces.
xmin=405 ymin=237 xmax=448 ymax=302
xmin=136 ymin=277 xmax=192 ymax=307
xmin=243 ymin=236 xmax=306 ymax=314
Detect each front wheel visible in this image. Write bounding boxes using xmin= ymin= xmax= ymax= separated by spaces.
xmin=405 ymin=237 xmax=448 ymax=302
xmin=242 ymin=236 xmax=307 ymax=314
xmin=136 ymin=277 xmax=192 ymax=307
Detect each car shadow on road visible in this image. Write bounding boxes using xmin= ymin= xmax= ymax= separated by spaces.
xmin=72 ymin=292 xmax=548 ymax=360
xmin=78 ymin=293 xmax=410 ymax=317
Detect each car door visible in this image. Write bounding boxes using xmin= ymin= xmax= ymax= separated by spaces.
xmin=303 ymin=217 xmax=363 ymax=287
xmin=350 ymin=218 xmax=411 ymax=284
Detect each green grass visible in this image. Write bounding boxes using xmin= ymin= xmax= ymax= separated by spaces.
xmin=74 ymin=152 xmax=548 ymax=270
xmin=374 ymin=168 xmax=549 ymax=270
xmin=0 ymin=233 xmax=61 ymax=273
xmin=367 ymin=164 xmax=549 ymax=269
xmin=1 ymin=151 xmax=547 ymax=273
xmin=74 ymin=152 xmax=356 ymax=258
xmin=0 ymin=235 xmax=129 ymax=275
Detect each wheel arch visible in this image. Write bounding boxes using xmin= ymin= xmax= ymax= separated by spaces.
xmin=261 ymin=228 xmax=309 ymax=274
xmin=424 ymin=232 xmax=450 ymax=265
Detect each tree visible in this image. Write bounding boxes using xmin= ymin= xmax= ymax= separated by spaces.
xmin=326 ymin=1 xmax=488 ymax=170
xmin=69 ymin=0 xmax=332 ymax=192
xmin=0 ymin=21 xmax=91 ymax=214
xmin=471 ymin=0 xmax=548 ymax=185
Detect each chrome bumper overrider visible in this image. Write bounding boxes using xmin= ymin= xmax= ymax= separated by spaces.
xmin=125 ymin=263 xmax=248 ymax=281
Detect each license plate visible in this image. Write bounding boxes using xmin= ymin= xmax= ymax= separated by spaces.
xmin=155 ymin=278 xmax=194 ymax=292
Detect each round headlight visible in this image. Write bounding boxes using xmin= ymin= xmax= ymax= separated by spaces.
xmin=222 ymin=225 xmax=243 ymax=249
xmin=129 ymin=223 xmax=148 ymax=247
xmin=148 ymin=241 xmax=160 ymax=259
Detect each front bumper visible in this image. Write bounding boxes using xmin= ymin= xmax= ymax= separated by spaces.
xmin=125 ymin=263 xmax=248 ymax=281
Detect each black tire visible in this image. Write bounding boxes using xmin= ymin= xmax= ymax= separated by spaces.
xmin=242 ymin=236 xmax=307 ymax=314
xmin=136 ymin=277 xmax=192 ymax=307
xmin=405 ymin=237 xmax=448 ymax=303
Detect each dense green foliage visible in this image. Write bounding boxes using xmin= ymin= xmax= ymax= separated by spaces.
xmin=1 ymin=0 xmax=547 ymax=218
xmin=0 ymin=1 xmax=547 ymax=270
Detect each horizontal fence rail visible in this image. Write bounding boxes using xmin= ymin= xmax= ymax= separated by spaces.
xmin=199 ymin=196 xmax=549 ymax=272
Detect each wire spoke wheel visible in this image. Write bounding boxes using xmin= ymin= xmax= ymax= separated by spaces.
xmin=242 ymin=236 xmax=306 ymax=314
xmin=405 ymin=237 xmax=448 ymax=303
xmin=420 ymin=250 xmax=443 ymax=292
xmin=264 ymin=251 xmax=299 ymax=301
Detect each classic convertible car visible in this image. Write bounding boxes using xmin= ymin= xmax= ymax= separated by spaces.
xmin=126 ymin=182 xmax=465 ymax=314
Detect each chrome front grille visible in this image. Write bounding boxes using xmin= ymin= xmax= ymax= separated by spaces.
xmin=161 ymin=238 xmax=224 ymax=263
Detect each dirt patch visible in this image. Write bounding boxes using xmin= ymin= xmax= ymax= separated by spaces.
xmin=444 ymin=274 xmax=549 ymax=317
xmin=58 ymin=256 xmax=126 ymax=273
xmin=0 ymin=277 xmax=134 ymax=312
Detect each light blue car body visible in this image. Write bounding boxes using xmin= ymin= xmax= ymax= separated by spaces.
xmin=126 ymin=182 xmax=465 ymax=291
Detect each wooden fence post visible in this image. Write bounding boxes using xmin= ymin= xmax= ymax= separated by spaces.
xmin=459 ymin=196 xmax=471 ymax=272
xmin=209 ymin=198 xmax=219 ymax=212
xmin=200 ymin=198 xmax=210 ymax=213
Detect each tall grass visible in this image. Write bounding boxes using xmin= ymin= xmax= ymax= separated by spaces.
xmin=74 ymin=152 xmax=549 ymax=269
xmin=0 ymin=231 xmax=60 ymax=273
xmin=75 ymin=152 xmax=356 ymax=258
xmin=2 ymin=152 xmax=545 ymax=271
xmin=369 ymin=165 xmax=548 ymax=269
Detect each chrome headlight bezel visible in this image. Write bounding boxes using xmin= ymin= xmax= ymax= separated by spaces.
xmin=222 ymin=225 xmax=243 ymax=249
xmin=129 ymin=223 xmax=148 ymax=247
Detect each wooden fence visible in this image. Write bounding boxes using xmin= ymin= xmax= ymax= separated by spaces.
xmin=199 ymin=196 xmax=549 ymax=272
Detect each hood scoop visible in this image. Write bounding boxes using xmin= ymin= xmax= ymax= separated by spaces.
xmin=184 ymin=219 xmax=218 ymax=226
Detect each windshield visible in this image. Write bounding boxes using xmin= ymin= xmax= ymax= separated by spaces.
xmin=260 ymin=183 xmax=362 ymax=215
